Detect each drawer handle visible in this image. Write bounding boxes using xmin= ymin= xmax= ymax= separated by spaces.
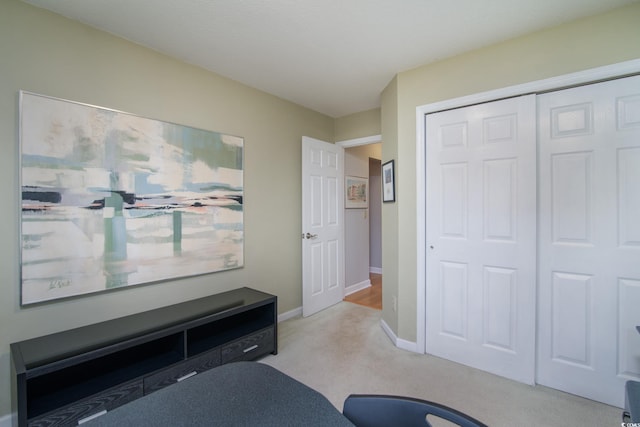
xmin=78 ymin=410 xmax=107 ymax=424
xmin=177 ymin=371 xmax=198 ymax=382
xmin=243 ymin=344 xmax=259 ymax=353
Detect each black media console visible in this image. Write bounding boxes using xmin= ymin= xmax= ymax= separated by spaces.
xmin=10 ymin=287 xmax=277 ymax=427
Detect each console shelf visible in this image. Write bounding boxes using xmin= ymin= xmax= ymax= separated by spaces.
xmin=11 ymin=287 xmax=277 ymax=427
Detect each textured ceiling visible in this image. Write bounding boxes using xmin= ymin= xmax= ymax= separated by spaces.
xmin=22 ymin=0 xmax=639 ymax=118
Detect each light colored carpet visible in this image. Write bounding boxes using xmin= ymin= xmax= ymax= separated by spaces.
xmin=261 ymin=301 xmax=620 ymax=427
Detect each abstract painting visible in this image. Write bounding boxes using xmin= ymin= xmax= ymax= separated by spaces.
xmin=19 ymin=91 xmax=244 ymax=305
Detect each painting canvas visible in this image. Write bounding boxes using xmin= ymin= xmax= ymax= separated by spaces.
xmin=345 ymin=176 xmax=368 ymax=208
xmin=19 ymin=91 xmax=244 ymax=305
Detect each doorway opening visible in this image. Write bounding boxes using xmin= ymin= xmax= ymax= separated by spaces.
xmin=341 ymin=141 xmax=382 ymax=310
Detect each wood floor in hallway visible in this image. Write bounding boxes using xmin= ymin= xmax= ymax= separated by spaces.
xmin=343 ymin=273 xmax=382 ymax=310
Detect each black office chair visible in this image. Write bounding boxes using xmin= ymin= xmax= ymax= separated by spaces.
xmin=343 ymin=394 xmax=488 ymax=427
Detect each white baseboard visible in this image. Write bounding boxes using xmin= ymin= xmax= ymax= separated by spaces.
xmin=397 ymin=336 xmax=419 ymax=353
xmin=380 ymin=318 xmax=397 ymax=346
xmin=0 ymin=412 xmax=15 ymax=427
xmin=369 ymin=267 xmax=382 ymax=274
xmin=345 ymin=279 xmax=371 ymax=296
xmin=278 ymin=306 xmax=302 ymax=322
xmin=380 ymin=319 xmax=420 ymax=353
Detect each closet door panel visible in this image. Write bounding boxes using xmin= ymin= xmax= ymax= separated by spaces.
xmin=538 ymin=75 xmax=640 ymax=408
xmin=425 ymin=95 xmax=537 ymax=385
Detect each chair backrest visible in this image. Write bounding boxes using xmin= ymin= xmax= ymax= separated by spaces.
xmin=342 ymin=394 xmax=488 ymax=427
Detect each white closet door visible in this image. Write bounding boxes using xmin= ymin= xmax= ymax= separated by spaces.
xmin=425 ymin=95 xmax=537 ymax=384
xmin=537 ymin=75 xmax=640 ymax=407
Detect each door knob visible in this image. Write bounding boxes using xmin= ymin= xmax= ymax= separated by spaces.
xmin=305 ymin=232 xmax=318 ymax=239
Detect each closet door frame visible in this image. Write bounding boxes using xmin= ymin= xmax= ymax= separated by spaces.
xmin=415 ymin=58 xmax=640 ymax=355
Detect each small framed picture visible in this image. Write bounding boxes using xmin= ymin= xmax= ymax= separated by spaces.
xmin=382 ymin=160 xmax=395 ymax=203
xmin=345 ymin=176 xmax=368 ymax=208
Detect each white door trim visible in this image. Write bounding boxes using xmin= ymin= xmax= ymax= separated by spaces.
xmin=336 ymin=134 xmax=382 ymax=148
xmin=416 ymin=58 xmax=640 ymax=354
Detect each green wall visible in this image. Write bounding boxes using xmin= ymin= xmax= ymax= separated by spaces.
xmin=380 ymin=76 xmax=399 ymax=335
xmin=381 ymin=2 xmax=640 ymax=341
xmin=0 ymin=0 xmax=334 ymax=418
xmin=334 ymin=108 xmax=381 ymax=141
xmin=3 ymin=0 xmax=640 ymax=420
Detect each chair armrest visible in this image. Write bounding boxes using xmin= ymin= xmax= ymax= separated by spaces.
xmin=342 ymin=394 xmax=488 ymax=427
xmin=626 ymin=380 xmax=640 ymax=422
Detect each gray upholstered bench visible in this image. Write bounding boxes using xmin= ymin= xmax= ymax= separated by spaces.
xmin=85 ymin=361 xmax=354 ymax=426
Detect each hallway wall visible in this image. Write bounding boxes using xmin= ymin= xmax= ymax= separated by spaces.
xmin=344 ymin=144 xmax=381 ymax=290
xmin=369 ymin=157 xmax=382 ymax=273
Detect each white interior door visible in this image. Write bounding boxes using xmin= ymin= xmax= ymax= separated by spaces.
xmin=537 ymin=75 xmax=640 ymax=407
xmin=425 ymin=95 xmax=537 ymax=384
xmin=302 ymin=136 xmax=345 ymax=317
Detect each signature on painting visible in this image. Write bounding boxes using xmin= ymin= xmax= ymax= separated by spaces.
xmin=49 ymin=279 xmax=72 ymax=290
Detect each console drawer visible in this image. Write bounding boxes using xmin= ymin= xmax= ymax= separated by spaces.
xmin=221 ymin=327 xmax=274 ymax=363
xmin=143 ymin=348 xmax=221 ymax=394
xmin=29 ymin=380 xmax=143 ymax=427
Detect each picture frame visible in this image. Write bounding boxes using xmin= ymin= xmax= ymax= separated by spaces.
xmin=382 ymin=160 xmax=395 ymax=203
xmin=345 ymin=175 xmax=368 ymax=209
xmin=19 ymin=91 xmax=244 ymax=305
